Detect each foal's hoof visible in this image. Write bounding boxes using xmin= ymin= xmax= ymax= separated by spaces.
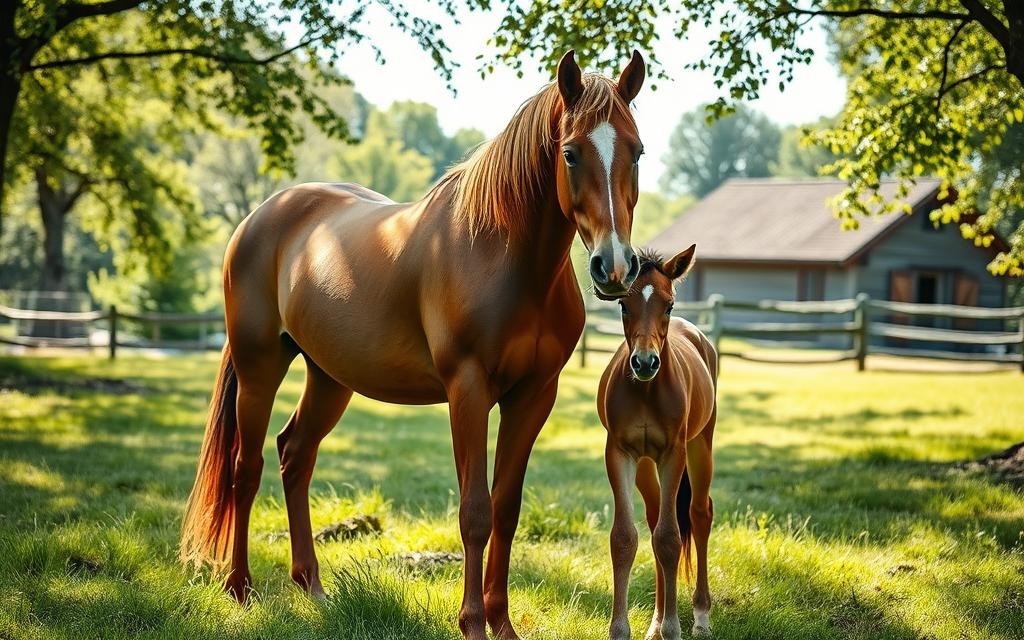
xmin=644 ymin=618 xmax=663 ymax=640
xmin=691 ymin=623 xmax=711 ymax=637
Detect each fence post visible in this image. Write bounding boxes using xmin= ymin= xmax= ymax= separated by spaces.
xmin=579 ymin=325 xmax=588 ymax=368
xmin=108 ymin=305 xmax=118 ymax=360
xmin=854 ymin=293 xmax=870 ymax=372
xmin=1018 ymin=313 xmax=1024 ymax=374
xmin=708 ymin=294 xmax=724 ymax=354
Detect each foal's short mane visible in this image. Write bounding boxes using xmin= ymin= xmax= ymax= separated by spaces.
xmin=636 ymin=249 xmax=663 ymax=277
xmin=440 ymin=74 xmax=635 ymax=237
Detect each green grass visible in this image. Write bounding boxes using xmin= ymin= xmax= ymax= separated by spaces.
xmin=1 ymin=352 xmax=1022 ymax=640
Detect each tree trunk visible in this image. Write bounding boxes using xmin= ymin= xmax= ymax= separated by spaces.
xmin=37 ymin=167 xmax=69 ymax=293
xmin=0 ymin=2 xmax=20 ymax=236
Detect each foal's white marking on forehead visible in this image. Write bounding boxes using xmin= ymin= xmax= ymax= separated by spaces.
xmin=588 ymin=121 xmax=625 ymax=270
xmin=641 ymin=284 xmax=654 ymax=302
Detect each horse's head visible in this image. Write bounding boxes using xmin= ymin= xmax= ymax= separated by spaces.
xmin=618 ymin=245 xmax=696 ymax=381
xmin=553 ymin=50 xmax=646 ymax=299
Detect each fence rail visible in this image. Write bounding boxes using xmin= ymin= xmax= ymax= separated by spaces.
xmin=1 ymin=296 xmax=1022 ymax=371
xmin=580 ymin=293 xmax=1024 ymax=372
xmin=0 ymin=304 xmax=223 ymax=358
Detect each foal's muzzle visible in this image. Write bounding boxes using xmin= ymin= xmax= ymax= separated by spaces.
xmin=629 ymin=350 xmax=660 ymax=381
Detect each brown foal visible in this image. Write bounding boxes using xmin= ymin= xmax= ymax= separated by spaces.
xmin=597 ymin=245 xmax=718 ymax=640
xmin=181 ymin=50 xmax=649 ymax=640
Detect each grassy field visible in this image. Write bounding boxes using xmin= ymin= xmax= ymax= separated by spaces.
xmin=1 ymin=352 xmax=1022 ymax=640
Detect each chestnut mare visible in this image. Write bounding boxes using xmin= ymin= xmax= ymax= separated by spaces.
xmin=597 ymin=246 xmax=718 ymax=640
xmin=181 ymin=50 xmax=647 ymax=640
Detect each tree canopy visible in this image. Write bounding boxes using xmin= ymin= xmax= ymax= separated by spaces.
xmin=487 ymin=0 xmax=1024 ymax=275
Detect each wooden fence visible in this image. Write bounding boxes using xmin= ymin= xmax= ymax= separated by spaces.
xmin=1 ymin=296 xmax=1022 ymax=371
xmin=0 ymin=304 xmax=223 ymax=358
xmin=579 ymin=293 xmax=1024 ymax=371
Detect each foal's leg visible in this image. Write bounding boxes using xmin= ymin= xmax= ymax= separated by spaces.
xmin=686 ymin=426 xmax=715 ymax=636
xmin=607 ymin=444 xmax=638 ymax=640
xmin=634 ymin=458 xmax=664 ymax=640
xmin=446 ymin=362 xmax=496 ymax=640
xmin=484 ymin=378 xmax=558 ymax=640
xmin=653 ymin=452 xmax=686 ymax=640
xmin=277 ymin=356 xmax=352 ymax=597
xmin=225 ymin=344 xmax=295 ymax=602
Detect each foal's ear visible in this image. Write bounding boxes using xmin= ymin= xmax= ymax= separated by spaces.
xmin=663 ymin=244 xmax=696 ymax=280
xmin=616 ymin=50 xmax=645 ymax=103
xmin=557 ymin=50 xmax=583 ymax=108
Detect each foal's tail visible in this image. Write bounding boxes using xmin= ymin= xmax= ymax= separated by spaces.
xmin=180 ymin=344 xmax=238 ymax=568
xmin=677 ymin=467 xmax=695 ymax=583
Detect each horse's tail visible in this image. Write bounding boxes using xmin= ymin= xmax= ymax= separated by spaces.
xmin=180 ymin=343 xmax=238 ymax=568
xmin=677 ymin=466 xmax=695 ymax=583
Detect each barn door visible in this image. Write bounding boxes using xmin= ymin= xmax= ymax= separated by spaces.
xmin=953 ymin=273 xmax=979 ymax=329
xmin=889 ymin=270 xmax=912 ymax=328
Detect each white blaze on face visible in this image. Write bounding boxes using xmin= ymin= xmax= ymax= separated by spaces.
xmin=641 ymin=284 xmax=654 ymax=303
xmin=588 ymin=121 xmax=625 ymax=271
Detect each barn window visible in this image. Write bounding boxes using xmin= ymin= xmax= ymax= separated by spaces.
xmin=797 ymin=269 xmax=825 ymax=301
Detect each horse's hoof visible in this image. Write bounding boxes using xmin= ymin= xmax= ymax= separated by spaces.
xmin=224 ymin=572 xmax=253 ymax=604
xmin=691 ymin=623 xmax=711 ymax=637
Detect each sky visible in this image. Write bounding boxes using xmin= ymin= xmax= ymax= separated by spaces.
xmin=331 ymin=3 xmax=848 ymax=192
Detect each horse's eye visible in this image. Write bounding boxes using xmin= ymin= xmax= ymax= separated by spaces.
xmin=619 ymin=302 xmax=630 ymax=316
xmin=665 ymin=304 xmax=674 ymax=316
xmin=562 ymin=149 xmax=577 ymax=167
xmin=634 ymin=149 xmax=644 ymax=164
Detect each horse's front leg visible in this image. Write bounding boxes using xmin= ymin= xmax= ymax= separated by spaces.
xmin=653 ymin=451 xmax=687 ymax=640
xmin=446 ymin=362 xmax=497 ymax=640
xmin=484 ymin=377 xmax=559 ymax=640
xmin=607 ymin=444 xmax=638 ymax=640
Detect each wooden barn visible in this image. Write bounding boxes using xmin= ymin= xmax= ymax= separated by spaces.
xmin=647 ymin=178 xmax=1013 ymax=351
xmin=648 ymin=177 xmax=1008 ymax=309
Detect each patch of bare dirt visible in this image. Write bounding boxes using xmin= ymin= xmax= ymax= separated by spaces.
xmin=315 ymin=515 xmax=383 ymax=542
xmin=959 ymin=442 xmax=1024 ymax=487
xmin=396 ymin=551 xmax=463 ymax=571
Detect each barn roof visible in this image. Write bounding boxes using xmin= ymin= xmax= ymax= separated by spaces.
xmin=647 ymin=177 xmax=944 ymax=267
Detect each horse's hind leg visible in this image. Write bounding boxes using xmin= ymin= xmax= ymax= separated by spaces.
xmin=277 ymin=355 xmax=352 ymax=597
xmin=225 ymin=338 xmax=296 ymax=602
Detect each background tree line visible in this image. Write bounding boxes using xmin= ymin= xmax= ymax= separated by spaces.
xmin=2 ymin=0 xmax=1021 ymax=323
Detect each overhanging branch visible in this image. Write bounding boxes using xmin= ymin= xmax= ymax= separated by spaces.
xmin=27 ymin=32 xmax=325 ymax=72
xmin=779 ymin=4 xmax=970 ymax=22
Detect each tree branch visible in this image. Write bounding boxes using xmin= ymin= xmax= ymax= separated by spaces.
xmin=28 ymin=32 xmax=324 ymax=72
xmin=937 ymin=63 xmax=1006 ymax=102
xmin=780 ymin=4 xmax=970 ymax=22
xmin=935 ymin=19 xmax=969 ymax=117
xmin=53 ymin=0 xmax=145 ymax=32
xmin=958 ymin=0 xmax=1011 ymax=50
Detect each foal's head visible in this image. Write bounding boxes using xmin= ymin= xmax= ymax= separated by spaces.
xmin=618 ymin=245 xmax=697 ymax=381
xmin=554 ymin=50 xmax=646 ymax=299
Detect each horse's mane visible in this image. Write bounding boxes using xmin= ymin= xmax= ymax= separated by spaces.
xmin=436 ymin=73 xmax=635 ymax=238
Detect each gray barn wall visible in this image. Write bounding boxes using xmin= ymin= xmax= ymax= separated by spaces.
xmin=853 ymin=218 xmax=1004 ymax=307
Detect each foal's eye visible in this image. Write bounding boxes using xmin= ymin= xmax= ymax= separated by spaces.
xmin=562 ymin=149 xmax=577 ymax=167
xmin=665 ymin=304 xmax=674 ymax=316
xmin=619 ymin=302 xmax=630 ymax=316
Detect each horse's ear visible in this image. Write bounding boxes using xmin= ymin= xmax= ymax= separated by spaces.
xmin=557 ymin=50 xmax=583 ymax=108
xmin=663 ymin=244 xmax=696 ymax=280
xmin=616 ymin=50 xmax=645 ymax=103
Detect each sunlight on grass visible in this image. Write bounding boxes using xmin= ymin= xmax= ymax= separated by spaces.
xmin=0 ymin=353 xmax=1021 ymax=639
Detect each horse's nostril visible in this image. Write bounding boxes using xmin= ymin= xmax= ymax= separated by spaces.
xmin=627 ymin=253 xmax=640 ymax=281
xmin=650 ymin=354 xmax=660 ymax=370
xmin=590 ymin=254 xmax=609 ymax=284
xmin=630 ymin=354 xmax=642 ymax=371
